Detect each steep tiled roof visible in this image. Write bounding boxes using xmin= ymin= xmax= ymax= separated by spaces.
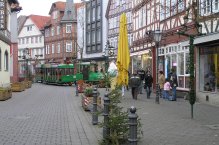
xmin=29 ymin=15 xmax=50 ymax=30
xmin=49 ymin=1 xmax=66 ymax=15
xmin=17 ymin=15 xmax=27 ymax=33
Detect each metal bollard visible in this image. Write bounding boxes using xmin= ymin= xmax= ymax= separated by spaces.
xmin=103 ymin=93 xmax=110 ymax=139
xmin=128 ymin=106 xmax=138 ymax=145
xmin=75 ymin=82 xmax=78 ymax=96
xmin=155 ymin=84 xmax=160 ymax=104
xmin=92 ymin=87 xmax=98 ymax=125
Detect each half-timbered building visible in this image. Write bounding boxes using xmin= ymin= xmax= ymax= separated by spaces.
xmin=194 ymin=0 xmax=219 ymax=103
xmin=132 ymin=0 xmax=160 ymax=86
xmin=105 ymin=0 xmax=133 ymax=70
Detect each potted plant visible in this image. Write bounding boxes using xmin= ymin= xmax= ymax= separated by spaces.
xmin=84 ymin=87 xmax=93 ymax=97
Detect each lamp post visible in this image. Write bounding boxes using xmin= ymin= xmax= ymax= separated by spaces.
xmin=103 ymin=40 xmax=115 ymax=91
xmin=177 ymin=1 xmax=203 ymax=119
xmin=18 ymin=48 xmax=30 ymax=81
xmin=153 ymin=29 xmax=162 ymax=104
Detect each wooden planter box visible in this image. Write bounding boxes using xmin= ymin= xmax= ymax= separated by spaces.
xmin=11 ymin=82 xmax=25 ymax=92
xmin=22 ymin=81 xmax=32 ymax=89
xmin=0 ymin=87 xmax=12 ymax=101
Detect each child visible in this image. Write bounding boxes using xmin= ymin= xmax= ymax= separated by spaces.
xmin=164 ymin=78 xmax=171 ymax=100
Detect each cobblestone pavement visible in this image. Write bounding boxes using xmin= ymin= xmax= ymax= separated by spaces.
xmin=1 ymin=84 xmax=219 ymax=145
xmin=0 ymin=83 xmax=101 ymax=145
xmin=97 ymin=88 xmax=219 ymax=145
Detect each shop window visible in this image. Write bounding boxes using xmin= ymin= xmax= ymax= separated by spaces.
xmin=200 ymin=52 xmax=218 ymax=92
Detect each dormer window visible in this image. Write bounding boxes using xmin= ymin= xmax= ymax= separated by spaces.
xmin=67 ymin=10 xmax=71 ymax=15
xmin=27 ymin=26 xmax=32 ymax=31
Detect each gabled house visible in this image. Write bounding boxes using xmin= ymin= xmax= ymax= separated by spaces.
xmin=0 ymin=0 xmax=21 ymax=87
xmin=18 ymin=15 xmax=50 ymax=80
xmin=43 ymin=0 xmax=82 ymax=64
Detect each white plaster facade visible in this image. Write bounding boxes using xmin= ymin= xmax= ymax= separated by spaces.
xmin=0 ymin=1 xmax=12 ymax=87
xmin=18 ymin=17 xmax=45 ymax=77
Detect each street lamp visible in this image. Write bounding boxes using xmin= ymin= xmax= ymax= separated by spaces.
xmin=153 ymin=29 xmax=162 ymax=104
xmin=177 ymin=1 xmax=203 ymax=119
xmin=18 ymin=48 xmax=30 ymax=81
xmin=103 ymin=40 xmax=115 ymax=91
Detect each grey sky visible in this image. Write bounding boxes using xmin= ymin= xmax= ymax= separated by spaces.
xmin=18 ymin=0 xmax=81 ymax=16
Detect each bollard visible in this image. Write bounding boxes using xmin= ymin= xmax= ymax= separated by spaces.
xmin=155 ymin=84 xmax=160 ymax=104
xmin=103 ymin=93 xmax=110 ymax=139
xmin=75 ymin=81 xmax=78 ymax=96
xmin=92 ymin=87 xmax=98 ymax=125
xmin=206 ymin=95 xmax=209 ymax=101
xmin=128 ymin=106 xmax=138 ymax=145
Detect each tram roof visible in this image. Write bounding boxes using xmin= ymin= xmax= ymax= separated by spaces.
xmin=58 ymin=64 xmax=74 ymax=68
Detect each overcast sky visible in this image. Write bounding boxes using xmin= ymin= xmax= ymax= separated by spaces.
xmin=18 ymin=0 xmax=82 ymax=16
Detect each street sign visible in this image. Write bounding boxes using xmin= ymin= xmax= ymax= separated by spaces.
xmin=0 ymin=0 xmax=6 ymax=30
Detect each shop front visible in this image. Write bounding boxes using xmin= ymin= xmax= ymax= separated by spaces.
xmin=158 ymin=44 xmax=190 ymax=91
xmin=199 ymin=47 xmax=219 ymax=94
xmin=130 ymin=49 xmax=153 ymax=74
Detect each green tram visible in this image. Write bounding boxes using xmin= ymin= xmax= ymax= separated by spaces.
xmin=74 ymin=62 xmax=104 ymax=83
xmin=41 ymin=63 xmax=75 ymax=85
xmin=35 ymin=62 xmax=104 ymax=86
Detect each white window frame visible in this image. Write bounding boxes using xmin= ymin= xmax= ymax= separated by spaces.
xmin=66 ymin=24 xmax=72 ymax=33
xmin=66 ymin=42 xmax=72 ymax=52
xmin=52 ymin=44 xmax=55 ymax=54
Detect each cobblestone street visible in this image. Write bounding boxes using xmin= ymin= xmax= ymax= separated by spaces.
xmin=0 ymin=84 xmax=101 ymax=145
xmin=0 ymin=84 xmax=219 ymax=145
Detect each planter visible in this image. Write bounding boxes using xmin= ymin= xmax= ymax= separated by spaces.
xmin=11 ymin=82 xmax=25 ymax=92
xmin=0 ymin=87 xmax=12 ymax=101
xmin=81 ymin=94 xmax=102 ymax=111
xmin=22 ymin=81 xmax=32 ymax=89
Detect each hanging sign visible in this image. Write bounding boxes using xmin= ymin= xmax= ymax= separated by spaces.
xmin=0 ymin=0 xmax=6 ymax=30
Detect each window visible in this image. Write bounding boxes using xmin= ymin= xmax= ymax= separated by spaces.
xmin=52 ymin=44 xmax=55 ymax=54
xmin=178 ymin=0 xmax=185 ymax=12
xmin=31 ymin=37 xmax=34 ymax=43
xmin=66 ymin=24 xmax=72 ymax=33
xmin=87 ymin=32 xmax=91 ymax=45
xmin=57 ymin=43 xmax=60 ymax=53
xmin=4 ymin=51 xmax=8 ymax=71
xmin=57 ymin=25 xmax=60 ymax=35
xmin=26 ymin=37 xmax=29 ymax=44
xmin=200 ymin=51 xmax=219 ymax=92
xmin=91 ymin=31 xmax=95 ymax=44
xmin=39 ymin=37 xmax=42 ymax=43
xmin=45 ymin=28 xmax=50 ymax=37
xmin=0 ymin=49 xmax=1 ymax=70
xmin=27 ymin=25 xmax=32 ymax=31
xmin=51 ymin=27 xmax=54 ymax=36
xmin=92 ymin=8 xmax=95 ymax=21
xmin=97 ymin=5 xmax=101 ymax=20
xmin=214 ymin=0 xmax=219 ymax=12
xmin=35 ymin=36 xmax=38 ymax=43
xmin=66 ymin=42 xmax=72 ymax=52
xmin=97 ymin=29 xmax=101 ymax=43
xmin=87 ymin=9 xmax=90 ymax=23
xmin=46 ymin=45 xmax=50 ymax=54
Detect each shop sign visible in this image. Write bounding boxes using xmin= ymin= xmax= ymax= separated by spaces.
xmin=200 ymin=47 xmax=219 ymax=55
xmin=0 ymin=0 xmax=6 ymax=30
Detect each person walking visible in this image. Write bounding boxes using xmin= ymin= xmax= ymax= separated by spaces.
xmin=164 ymin=78 xmax=171 ymax=100
xmin=158 ymin=70 xmax=165 ymax=98
xmin=137 ymin=67 xmax=146 ymax=94
xmin=144 ymin=71 xmax=153 ymax=99
xmin=129 ymin=72 xmax=141 ymax=100
xmin=168 ymin=68 xmax=178 ymax=101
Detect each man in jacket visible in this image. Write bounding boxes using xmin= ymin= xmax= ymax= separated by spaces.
xmin=168 ymin=68 xmax=178 ymax=101
xmin=137 ymin=67 xmax=146 ymax=94
xmin=129 ymin=72 xmax=141 ymax=100
xmin=144 ymin=71 xmax=153 ymax=99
